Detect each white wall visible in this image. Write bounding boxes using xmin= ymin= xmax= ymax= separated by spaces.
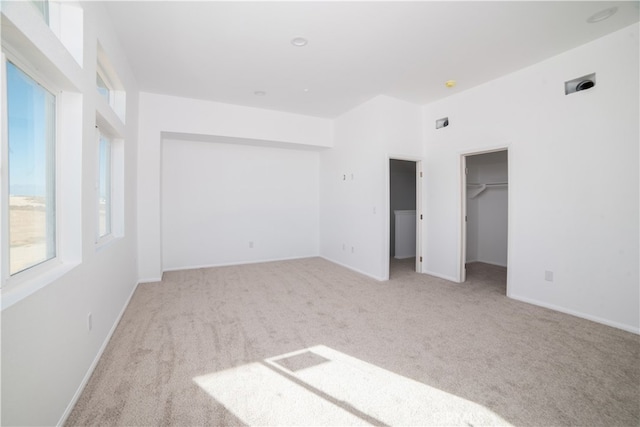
xmin=1 ymin=2 xmax=139 ymax=425
xmin=162 ymin=138 xmax=319 ymax=270
xmin=138 ymin=92 xmax=332 ymax=281
xmin=423 ymin=24 xmax=639 ymax=332
xmin=319 ymin=95 xmax=423 ymax=280
xmin=466 ymin=151 xmax=508 ymax=266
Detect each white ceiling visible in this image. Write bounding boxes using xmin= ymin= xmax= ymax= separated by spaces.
xmin=104 ymin=1 xmax=639 ymax=118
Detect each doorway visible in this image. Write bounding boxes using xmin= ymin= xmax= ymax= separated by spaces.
xmin=461 ymin=150 xmax=508 ymax=289
xmin=389 ymin=159 xmax=421 ymax=278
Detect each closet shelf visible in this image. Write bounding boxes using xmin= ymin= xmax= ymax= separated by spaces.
xmin=467 ymin=182 xmax=508 ymax=198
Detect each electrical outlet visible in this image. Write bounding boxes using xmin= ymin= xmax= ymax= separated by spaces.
xmin=87 ymin=313 xmax=93 ymax=331
xmin=351 ymin=246 xmax=355 ymax=253
xmin=342 ymin=243 xmax=346 ymax=251
xmin=545 ymin=271 xmax=554 ymax=282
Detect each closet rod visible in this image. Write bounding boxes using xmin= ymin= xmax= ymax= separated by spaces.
xmin=467 ymin=182 xmax=508 ymax=186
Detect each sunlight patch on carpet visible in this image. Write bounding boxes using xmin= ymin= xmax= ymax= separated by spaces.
xmin=193 ymin=345 xmax=512 ymax=426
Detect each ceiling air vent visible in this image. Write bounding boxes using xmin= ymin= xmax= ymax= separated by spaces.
xmin=565 ymin=73 xmax=596 ymax=95
xmin=436 ymin=117 xmax=449 ymax=129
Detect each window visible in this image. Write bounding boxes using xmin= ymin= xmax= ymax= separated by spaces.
xmin=96 ymin=69 xmax=111 ymax=104
xmin=31 ymin=0 xmax=50 ymax=24
xmin=94 ymin=117 xmax=124 ymax=247
xmin=6 ymin=61 xmax=57 ymax=275
xmin=1 ymin=5 xmax=82 ymax=308
xmin=26 ymin=0 xmax=85 ymax=66
xmin=97 ymin=132 xmax=112 ymax=239
xmin=96 ymin=42 xmax=126 ymax=123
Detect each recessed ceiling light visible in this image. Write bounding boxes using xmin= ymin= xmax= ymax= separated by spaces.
xmin=445 ymin=80 xmax=456 ymax=88
xmin=587 ymin=7 xmax=618 ymax=23
xmin=254 ymin=91 xmax=266 ymax=96
xmin=291 ymin=37 xmax=308 ymax=47
xmin=303 ymin=88 xmax=310 ymax=93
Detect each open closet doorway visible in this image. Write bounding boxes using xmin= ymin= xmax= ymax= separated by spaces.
xmin=389 ymin=159 xmax=421 ymax=278
xmin=461 ymin=150 xmax=508 ymax=292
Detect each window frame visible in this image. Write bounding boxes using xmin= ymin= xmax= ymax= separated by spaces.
xmin=1 ymin=52 xmax=62 ymax=287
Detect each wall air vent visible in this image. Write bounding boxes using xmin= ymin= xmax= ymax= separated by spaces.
xmin=436 ymin=117 xmax=449 ymax=129
xmin=565 ymin=73 xmax=596 ymax=95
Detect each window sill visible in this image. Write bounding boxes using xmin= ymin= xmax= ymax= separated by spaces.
xmin=95 ymin=234 xmax=121 ymax=253
xmin=1 ymin=260 xmax=81 ymax=311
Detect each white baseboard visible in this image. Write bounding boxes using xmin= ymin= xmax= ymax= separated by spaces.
xmin=508 ymin=293 xmax=640 ymax=335
xmin=320 ymin=256 xmax=385 ymax=281
xmin=467 ymin=260 xmax=508 ymax=268
xmin=162 ymin=254 xmax=319 ymax=273
xmin=422 ymin=269 xmax=460 ymax=283
xmin=57 ymin=280 xmax=140 ymax=426
xmin=138 ymin=276 xmax=163 ymax=284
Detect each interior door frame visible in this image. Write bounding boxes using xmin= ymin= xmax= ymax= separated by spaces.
xmin=385 ymin=155 xmax=423 ymax=280
xmin=460 ymin=147 xmax=510 ymax=285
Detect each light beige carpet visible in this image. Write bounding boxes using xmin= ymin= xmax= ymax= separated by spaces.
xmin=66 ymin=258 xmax=640 ymax=426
